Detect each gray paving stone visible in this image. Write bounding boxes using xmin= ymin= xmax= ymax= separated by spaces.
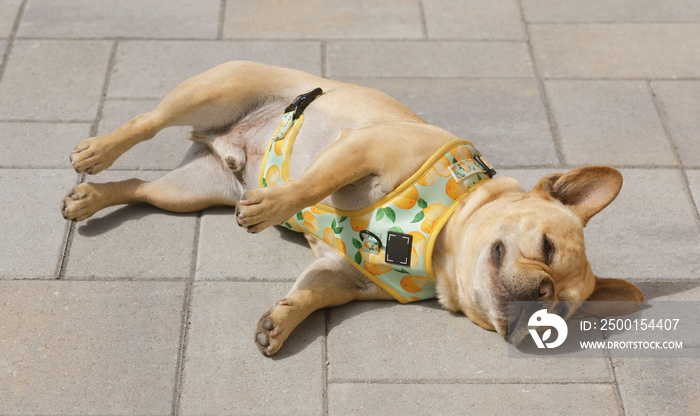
xmin=0 ymin=40 xmax=112 ymax=121
xmin=18 ymin=0 xmax=219 ymax=39
xmin=614 ymin=358 xmax=700 ymax=416
xmin=0 ymin=0 xmax=20 ymax=38
xmin=531 ymin=24 xmax=700 ymax=79
xmin=348 ymin=78 xmax=556 ymax=166
xmin=0 ymin=281 xmax=185 ymax=415
xmin=326 ymin=41 xmax=533 ymax=78
xmin=327 ymin=300 xmax=611 ymax=382
xmin=423 ymin=0 xmax=525 ymax=40
xmin=63 ymin=171 xmax=198 ymax=279
xmin=224 ymin=0 xmax=423 ymax=40
xmin=610 ymin=283 xmax=700 ymax=377
xmin=636 ymin=282 xmax=700 ymax=301
xmin=196 ymin=207 xmax=316 ymax=281
xmin=545 ymin=80 xmax=676 ymax=166
xmin=582 ymin=169 xmax=700 ymax=280
xmin=503 ymin=168 xmax=700 ymax=280
xmin=179 ymin=281 xmax=325 ymax=415
xmin=688 ymin=170 xmax=700 ymax=210
xmin=652 ymin=81 xmax=700 ymax=167
xmin=523 ymin=0 xmax=700 ymax=23
xmin=497 ymin=168 xmax=555 ymax=191
xmin=0 ymin=169 xmax=76 ymax=279
xmin=0 ymin=122 xmax=91 ymax=168
xmin=108 ymin=41 xmax=322 ymax=99
xmin=98 ymin=99 xmax=192 ymax=170
xmin=329 ymin=383 xmax=620 ymax=416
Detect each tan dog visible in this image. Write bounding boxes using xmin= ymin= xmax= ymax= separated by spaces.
xmin=61 ymin=62 xmax=643 ymax=355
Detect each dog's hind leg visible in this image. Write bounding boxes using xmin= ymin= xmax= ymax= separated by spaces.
xmin=69 ymin=61 xmax=303 ymax=175
xmin=62 ymin=144 xmax=243 ymax=221
xmin=254 ymin=239 xmax=392 ymax=356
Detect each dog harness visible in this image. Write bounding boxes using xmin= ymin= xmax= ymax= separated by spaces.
xmin=259 ymin=89 xmax=496 ymax=303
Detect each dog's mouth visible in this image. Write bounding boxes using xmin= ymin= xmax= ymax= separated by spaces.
xmin=489 ymin=271 xmax=561 ymax=346
xmin=505 ymin=301 xmax=573 ymax=346
xmin=505 ymin=302 xmax=542 ymax=346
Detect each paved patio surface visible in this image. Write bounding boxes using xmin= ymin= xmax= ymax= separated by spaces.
xmin=1 ymin=1 xmax=699 ymax=415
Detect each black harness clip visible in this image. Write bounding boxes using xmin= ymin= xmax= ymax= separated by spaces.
xmin=285 ymin=88 xmax=323 ymax=120
xmin=474 ymin=155 xmax=497 ymax=178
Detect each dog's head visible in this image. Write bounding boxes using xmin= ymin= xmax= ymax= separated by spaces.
xmin=435 ymin=166 xmax=643 ymax=342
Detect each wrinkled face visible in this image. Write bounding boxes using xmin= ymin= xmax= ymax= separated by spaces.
xmin=437 ymin=168 xmax=642 ymax=342
xmin=453 ymin=191 xmax=596 ymax=337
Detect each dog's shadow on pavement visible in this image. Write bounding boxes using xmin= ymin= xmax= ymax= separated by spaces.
xmin=75 ymin=204 xmax=196 ymax=237
xmin=275 ymin=225 xmax=313 ymax=247
xmin=271 ymin=300 xmax=444 ymax=360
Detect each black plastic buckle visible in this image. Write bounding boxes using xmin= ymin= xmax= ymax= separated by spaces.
xmin=474 ymin=155 xmax=497 ymax=178
xmin=284 ymin=88 xmax=323 ymax=120
xmin=359 ymin=230 xmax=383 ymax=251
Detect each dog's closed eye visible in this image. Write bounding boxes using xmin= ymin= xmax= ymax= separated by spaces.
xmin=492 ymin=241 xmax=505 ymax=269
xmin=543 ymin=234 xmax=554 ymax=265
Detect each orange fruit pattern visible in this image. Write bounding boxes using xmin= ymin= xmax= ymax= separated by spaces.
xmin=261 ymin=112 xmax=493 ymax=303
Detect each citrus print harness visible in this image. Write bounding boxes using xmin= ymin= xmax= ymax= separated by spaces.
xmin=259 ymin=89 xmax=496 ymax=303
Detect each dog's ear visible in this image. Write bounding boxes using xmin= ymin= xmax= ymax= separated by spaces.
xmin=534 ymin=166 xmax=623 ymax=226
xmin=572 ymin=277 xmax=644 ymax=318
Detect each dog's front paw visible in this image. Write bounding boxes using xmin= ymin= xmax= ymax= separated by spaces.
xmin=254 ymin=299 xmax=293 ymax=356
xmin=236 ymin=187 xmax=300 ymax=234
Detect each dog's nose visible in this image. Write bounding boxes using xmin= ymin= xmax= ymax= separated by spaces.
xmin=537 ymin=278 xmax=554 ymax=301
xmin=506 ymin=276 xmax=555 ymax=302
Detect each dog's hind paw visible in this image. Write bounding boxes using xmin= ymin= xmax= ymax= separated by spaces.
xmin=61 ymin=183 xmax=105 ymax=221
xmin=69 ymin=135 xmax=126 ymax=175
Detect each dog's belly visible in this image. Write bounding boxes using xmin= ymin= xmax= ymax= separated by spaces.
xmin=202 ymin=102 xmax=390 ymax=211
xmin=201 ymin=84 xmax=430 ymax=211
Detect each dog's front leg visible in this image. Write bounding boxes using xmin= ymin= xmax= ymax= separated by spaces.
xmin=236 ymin=127 xmax=382 ymax=233
xmin=236 ymin=122 xmax=455 ymax=233
xmin=254 ymin=250 xmax=391 ymax=356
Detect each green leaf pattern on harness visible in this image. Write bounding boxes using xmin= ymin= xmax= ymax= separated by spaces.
xmin=261 ymin=110 xmax=493 ymax=303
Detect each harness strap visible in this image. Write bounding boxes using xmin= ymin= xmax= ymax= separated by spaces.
xmin=260 ymin=89 xmax=496 ymax=303
xmin=273 ymin=88 xmax=324 ymax=141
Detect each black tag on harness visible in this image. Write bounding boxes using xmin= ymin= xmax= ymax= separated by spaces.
xmin=385 ymin=231 xmax=413 ymax=266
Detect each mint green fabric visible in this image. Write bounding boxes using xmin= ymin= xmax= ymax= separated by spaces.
xmin=261 ymin=113 xmax=493 ymax=302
